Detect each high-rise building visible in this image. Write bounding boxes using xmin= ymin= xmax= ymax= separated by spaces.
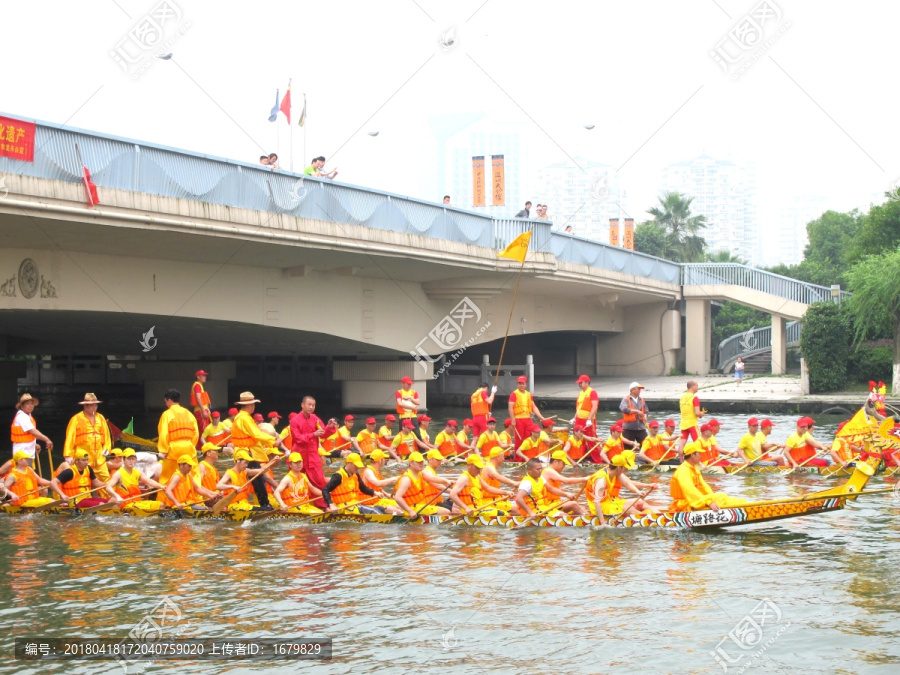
xmin=428 ymin=113 xmax=532 ymax=218
xmin=535 ymin=157 xmax=627 ymax=241
xmin=661 ymin=154 xmax=760 ymax=264
xmin=772 ymin=195 xmax=828 ymax=266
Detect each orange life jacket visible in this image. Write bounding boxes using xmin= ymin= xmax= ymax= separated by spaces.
xmin=68 ymin=412 xmax=110 ymax=454
xmin=10 ymin=413 xmax=35 ymax=444
xmin=511 ymin=390 xmax=533 ymax=418
xmin=60 ymin=465 xmax=92 ymax=499
xmin=356 ymin=430 xmax=378 ymax=455
xmin=575 ymin=388 xmax=595 ymax=419
xmin=566 ymin=436 xmax=585 ymax=461
xmin=282 ymin=471 xmax=310 ymax=506
xmin=224 ymin=468 xmax=251 ymax=503
xmin=204 ymin=424 xmax=230 ymax=446
xmin=586 ymin=469 xmax=621 ymax=503
xmin=9 ymin=466 xmax=40 ymax=499
xmin=166 ymin=471 xmax=197 ymax=506
xmin=833 ymin=438 xmax=853 ymax=462
xmin=643 ymin=436 xmax=668 ymax=461
xmin=457 ymin=474 xmax=476 ymax=508
xmin=329 ymin=468 xmax=364 ymax=506
xmin=622 ymin=396 xmax=646 ymax=423
xmin=478 ymin=431 xmax=500 ymax=457
xmin=396 ymin=388 xmax=418 ymax=417
xmin=190 ymin=382 xmax=210 ymax=409
xmin=399 ymin=469 xmax=429 ymax=507
xmin=198 ymin=461 xmax=220 ymax=493
xmin=363 ymin=466 xmax=383 ymax=492
xmin=114 ymin=467 xmax=143 ymax=499
xmin=166 ymin=405 xmax=198 ymax=442
xmin=698 ymin=438 xmax=718 ymax=464
xmin=470 ymin=389 xmax=490 ymax=417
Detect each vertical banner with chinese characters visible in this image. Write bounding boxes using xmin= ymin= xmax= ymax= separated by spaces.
xmin=0 ymin=116 xmax=36 ymax=162
xmin=623 ymin=218 xmax=634 ymax=250
xmin=491 ymin=155 xmax=505 ymax=206
xmin=609 ymin=218 xmax=620 ymax=247
xmin=472 ymin=156 xmax=485 ymax=207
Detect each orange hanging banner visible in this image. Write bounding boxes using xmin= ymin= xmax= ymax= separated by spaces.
xmin=0 ymin=115 xmax=36 ymax=162
xmin=623 ymin=218 xmax=634 ymax=250
xmin=609 ymin=218 xmax=620 ymax=247
xmin=491 ymin=155 xmax=505 ymax=206
xmin=472 ymin=156 xmax=485 ymax=207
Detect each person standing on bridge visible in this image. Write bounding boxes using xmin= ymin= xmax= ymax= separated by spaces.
xmin=674 ymin=380 xmax=703 ymax=460
xmin=191 ymin=370 xmax=212 ymax=447
xmin=290 ymin=396 xmax=328 ymax=508
xmin=508 ymin=376 xmax=546 ymax=449
xmin=619 ymin=382 xmax=649 ymax=450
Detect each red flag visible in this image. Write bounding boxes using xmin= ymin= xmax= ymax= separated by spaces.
xmin=82 ymin=165 xmax=100 ymax=207
xmin=279 ymin=83 xmax=291 ymax=124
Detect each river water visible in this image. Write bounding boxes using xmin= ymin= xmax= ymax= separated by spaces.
xmin=2 ymin=407 xmax=899 ymax=674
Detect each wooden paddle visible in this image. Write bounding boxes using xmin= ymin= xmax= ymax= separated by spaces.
xmin=403 ymin=484 xmax=451 ymax=519
xmin=443 ymin=494 xmax=508 ymax=525
xmin=730 ymin=446 xmax=782 ymax=474
xmin=33 ymin=484 xmax=109 ymax=512
xmin=212 ymin=455 xmax=281 ymax=515
xmin=81 ymin=488 xmax=166 ymax=514
xmin=608 ymin=486 xmax=656 ymax=525
xmin=34 ymin=450 xmax=43 ymax=479
xmin=516 ymin=482 xmax=587 ymax=529
xmin=47 ymin=447 xmax=55 ymax=476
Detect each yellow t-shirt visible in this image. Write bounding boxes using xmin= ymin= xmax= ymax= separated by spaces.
xmin=738 ymin=432 xmax=765 ymax=461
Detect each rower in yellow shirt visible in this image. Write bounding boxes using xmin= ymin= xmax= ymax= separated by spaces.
xmin=475 ymin=417 xmax=503 ymax=457
xmin=274 ymin=452 xmax=323 ymax=514
xmin=585 ymin=450 xmax=656 ymax=525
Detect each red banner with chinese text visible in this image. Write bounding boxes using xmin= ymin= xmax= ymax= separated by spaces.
xmin=491 ymin=155 xmax=505 ymax=206
xmin=0 ymin=116 xmax=36 ymax=162
xmin=472 ymin=156 xmax=485 ymax=207
xmin=609 ymin=218 xmax=620 ymax=247
xmin=623 ymin=218 xmax=634 ymax=250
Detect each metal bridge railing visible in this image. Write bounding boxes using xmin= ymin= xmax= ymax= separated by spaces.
xmin=682 ymin=263 xmax=849 ymax=305
xmin=717 ymin=320 xmax=802 ymax=371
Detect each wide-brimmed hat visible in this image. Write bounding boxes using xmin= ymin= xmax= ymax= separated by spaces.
xmin=78 ymin=393 xmax=102 ymax=405
xmin=15 ymin=393 xmax=39 ymax=409
xmin=235 ymin=391 xmax=261 ymax=405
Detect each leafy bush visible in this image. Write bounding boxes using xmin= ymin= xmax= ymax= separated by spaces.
xmin=846 ymin=342 xmax=893 ymax=384
xmin=800 ymin=303 xmax=850 ymax=392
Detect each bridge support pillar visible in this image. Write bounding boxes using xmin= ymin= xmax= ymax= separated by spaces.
xmin=333 ymin=361 xmax=433 ymax=411
xmin=771 ymin=315 xmax=787 ymax=375
xmin=685 ymin=299 xmax=711 ymax=375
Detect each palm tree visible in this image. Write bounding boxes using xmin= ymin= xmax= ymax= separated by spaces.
xmin=647 ymin=192 xmax=708 ymax=262
xmin=705 ymin=250 xmax=747 ymax=264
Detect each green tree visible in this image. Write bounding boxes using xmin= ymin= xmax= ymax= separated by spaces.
xmin=633 ymin=221 xmax=670 ymax=258
xmin=800 ymin=303 xmax=851 ymax=392
xmin=705 ymin=250 xmax=747 ymax=264
xmin=848 ymin=198 xmax=900 ymax=264
xmin=845 ymin=245 xmax=900 ymax=393
xmin=646 ymin=192 xmax=707 ymax=262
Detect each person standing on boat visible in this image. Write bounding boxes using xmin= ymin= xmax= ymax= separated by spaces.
xmin=11 ymin=393 xmax=52 ymax=470
xmin=669 ymin=444 xmax=744 ymax=511
xmin=508 ymin=376 xmax=546 ymax=449
xmin=619 ymin=381 xmax=649 ymax=449
xmin=395 ymin=376 xmax=420 ymax=429
xmin=290 ymin=396 xmax=329 ymax=509
xmin=470 ymin=383 xmax=497 ymax=440
xmin=190 ymin=370 xmax=212 ymax=446
xmin=62 ymin=393 xmax=112 ymax=482
xmin=231 ymin=391 xmax=288 ymax=510
xmin=674 ymin=380 xmax=703 ymax=459
xmin=157 ymin=389 xmax=199 ymax=485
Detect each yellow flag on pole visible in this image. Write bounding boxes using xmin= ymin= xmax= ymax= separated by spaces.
xmin=497 ymin=230 xmax=532 ymax=263
xmin=836 ymin=407 xmax=876 ymax=440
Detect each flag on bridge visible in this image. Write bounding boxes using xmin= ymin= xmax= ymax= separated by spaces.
xmin=82 ymin=165 xmax=100 ymax=207
xmin=279 ymin=80 xmax=292 ymax=124
xmin=268 ymin=89 xmax=280 ymax=122
xmin=297 ymin=94 xmax=306 ymax=127
xmin=497 ymin=229 xmax=532 ymax=263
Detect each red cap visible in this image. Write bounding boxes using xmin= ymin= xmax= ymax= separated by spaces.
xmin=463 ymin=419 xmax=473 ymax=427
xmin=517 ymin=376 xmax=527 ymax=384
xmin=401 ymin=376 xmax=413 ymax=385
xmin=196 ymin=370 xmax=208 ymax=377
xmin=253 ymin=413 xmax=264 ymax=422
xmin=385 ymin=414 xmax=397 ymax=422
xmin=447 ymin=419 xmax=458 ymax=427
xmin=542 ymin=419 xmax=554 ymax=428
xmin=267 ymin=411 xmax=281 ymax=419
xmin=420 ymin=415 xmax=432 ymax=422
xmin=487 ymin=417 xmax=497 ymax=424
xmin=531 ymin=424 xmax=541 ymax=434
xmin=797 ymin=417 xmax=809 ymax=427
xmin=504 ymin=418 xmax=512 ymax=426
xmin=748 ymin=417 xmax=759 ymax=426
xmin=806 ymin=417 xmax=816 ymax=426
xmin=228 ymin=408 xmax=238 ymax=416
xmin=700 ymin=423 xmax=711 ymax=433
xmin=575 ymin=374 xmax=591 ymax=384
xmin=707 ymin=418 xmax=720 ymax=428
xmin=649 ymin=420 xmax=659 ymax=428
xmin=289 ymin=412 xmax=297 ymax=420
xmin=761 ymin=419 xmax=775 ymax=427
xmin=344 ymin=415 xmax=354 ymax=422
xmin=366 ymin=417 xmax=377 ymax=424
xmin=664 ymin=419 xmax=675 ymax=427
xmin=402 ymin=419 xmax=415 ymax=429
xmin=211 ymin=410 xmax=221 ymax=418
xmin=610 ymin=424 xmax=622 ymax=432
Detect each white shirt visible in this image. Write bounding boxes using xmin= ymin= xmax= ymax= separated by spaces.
xmin=12 ymin=409 xmax=37 ymax=456
xmin=517 ymin=480 xmax=533 ymax=496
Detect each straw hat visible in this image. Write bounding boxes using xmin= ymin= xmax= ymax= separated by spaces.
xmin=78 ymin=393 xmax=102 ymax=405
xmin=15 ymin=393 xmax=39 ymax=409
xmin=234 ymin=391 xmax=261 ymax=405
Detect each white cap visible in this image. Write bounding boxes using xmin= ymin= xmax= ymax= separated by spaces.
xmin=629 ymin=381 xmax=644 ymax=390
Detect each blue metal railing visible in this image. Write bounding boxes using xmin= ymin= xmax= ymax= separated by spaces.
xmin=717 ymin=321 xmax=803 ymax=371
xmin=681 ymin=263 xmax=849 ymax=305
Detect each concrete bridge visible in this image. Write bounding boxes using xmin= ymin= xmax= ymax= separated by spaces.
xmin=0 ymin=114 xmax=845 ymax=407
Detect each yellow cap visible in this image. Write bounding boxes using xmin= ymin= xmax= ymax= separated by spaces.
xmin=178 ymin=454 xmax=198 ymax=466
xmin=201 ymin=442 xmax=219 ymax=453
xmin=346 ymin=452 xmax=365 ymax=468
xmin=267 ymin=446 xmax=283 ymax=456
xmin=369 ymin=449 xmax=389 ymax=462
xmin=550 ymin=450 xmax=571 ymax=465
xmin=12 ymin=449 xmax=30 ymax=462
xmin=108 ymin=448 xmax=124 ymax=457
xmin=682 ymin=442 xmax=702 ymax=457
xmin=409 ymin=451 xmax=425 ymax=463
xmin=234 ymin=450 xmax=252 ymax=461
xmin=74 ymin=449 xmax=90 ymax=460
xmin=122 ymin=448 xmax=136 ymax=458
xmin=466 ymin=454 xmax=485 ymax=468
xmin=288 ymin=452 xmax=303 ymax=463
xmin=488 ymin=447 xmax=505 ymax=459
xmin=426 ymin=449 xmax=444 ymax=461
xmin=612 ymin=450 xmax=637 ymax=469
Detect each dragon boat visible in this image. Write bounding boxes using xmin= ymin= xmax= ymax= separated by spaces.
xmin=2 ymin=457 xmax=892 ymax=531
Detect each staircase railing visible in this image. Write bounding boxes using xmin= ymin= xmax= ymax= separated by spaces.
xmin=718 ymin=321 xmax=802 ymax=371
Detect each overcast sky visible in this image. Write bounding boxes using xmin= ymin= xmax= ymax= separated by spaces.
xmin=3 ymin=0 xmax=897 ymax=229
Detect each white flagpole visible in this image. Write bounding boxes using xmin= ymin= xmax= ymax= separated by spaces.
xmin=288 ymin=78 xmax=293 ymax=172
